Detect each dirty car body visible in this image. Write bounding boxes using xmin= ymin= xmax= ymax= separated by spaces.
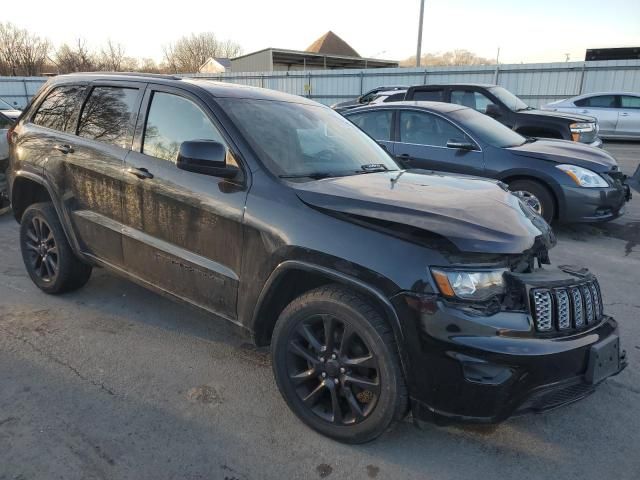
xmin=7 ymin=74 xmax=627 ymax=441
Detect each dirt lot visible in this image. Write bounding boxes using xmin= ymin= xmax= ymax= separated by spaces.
xmin=1 ymin=142 xmax=639 ymax=480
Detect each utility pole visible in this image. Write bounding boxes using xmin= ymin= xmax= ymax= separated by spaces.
xmin=416 ymin=0 xmax=425 ymax=67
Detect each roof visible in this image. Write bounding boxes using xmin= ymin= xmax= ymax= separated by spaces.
xmin=231 ymin=47 xmax=397 ymax=69
xmin=344 ymin=101 xmax=468 ymax=114
xmin=410 ymin=83 xmax=497 ymax=89
xmin=306 ymin=31 xmax=360 ymax=57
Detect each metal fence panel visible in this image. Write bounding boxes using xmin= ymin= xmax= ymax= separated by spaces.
xmin=2 ymin=60 xmax=639 ymax=110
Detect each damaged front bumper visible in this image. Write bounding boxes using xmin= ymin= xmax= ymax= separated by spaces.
xmin=392 ymin=265 xmax=627 ymax=425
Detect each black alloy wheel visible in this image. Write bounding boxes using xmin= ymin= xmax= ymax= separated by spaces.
xmin=272 ymin=285 xmax=408 ymax=443
xmin=286 ymin=313 xmax=381 ymax=425
xmin=24 ymin=215 xmax=59 ymax=283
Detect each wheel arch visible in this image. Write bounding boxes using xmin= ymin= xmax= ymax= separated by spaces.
xmin=250 ymin=261 xmax=410 ymax=374
xmin=499 ymin=170 xmax=563 ymax=220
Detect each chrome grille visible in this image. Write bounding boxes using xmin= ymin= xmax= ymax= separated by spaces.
xmin=530 ymin=278 xmax=603 ymax=333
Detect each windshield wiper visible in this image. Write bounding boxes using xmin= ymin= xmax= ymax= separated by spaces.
xmin=279 ymin=172 xmax=343 ymax=180
xmin=356 ymin=164 xmax=395 ymax=174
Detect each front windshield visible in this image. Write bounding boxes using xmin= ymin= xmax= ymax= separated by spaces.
xmin=0 ymin=98 xmax=15 ymax=111
xmin=218 ymin=98 xmax=399 ymax=178
xmin=488 ymin=86 xmax=529 ymax=112
xmin=450 ymin=107 xmax=526 ymax=148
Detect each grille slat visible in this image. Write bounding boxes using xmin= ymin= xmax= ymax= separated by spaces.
xmin=531 ymin=279 xmax=603 ymax=333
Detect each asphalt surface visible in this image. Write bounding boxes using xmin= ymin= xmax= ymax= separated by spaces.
xmin=1 ymin=142 xmax=639 ymax=480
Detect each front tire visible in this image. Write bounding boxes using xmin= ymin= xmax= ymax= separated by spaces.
xmin=509 ymin=179 xmax=556 ymax=223
xmin=20 ymin=202 xmax=92 ymax=294
xmin=271 ymin=285 xmax=408 ymax=443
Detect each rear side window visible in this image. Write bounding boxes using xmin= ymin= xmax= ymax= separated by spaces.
xmin=347 ymin=111 xmax=393 ymax=141
xmin=411 ymin=89 xmax=444 ymax=101
xmin=142 ymin=92 xmax=226 ymax=163
xmin=77 ymin=87 xmax=140 ymax=149
xmin=621 ymin=96 xmax=640 ymax=109
xmin=32 ymin=85 xmax=85 ymax=133
xmin=575 ymin=95 xmax=617 ymax=108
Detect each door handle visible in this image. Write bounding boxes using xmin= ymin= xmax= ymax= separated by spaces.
xmin=398 ymin=153 xmax=412 ymax=158
xmin=580 ymin=110 xmax=589 ymax=114
xmin=620 ymin=112 xmax=630 ymax=117
xmin=54 ymin=144 xmax=74 ymax=154
xmin=127 ymin=167 xmax=154 ymax=180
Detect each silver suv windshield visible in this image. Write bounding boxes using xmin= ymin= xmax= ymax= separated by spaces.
xmin=219 ymin=98 xmax=399 ymax=179
xmin=488 ymin=86 xmax=530 ymax=112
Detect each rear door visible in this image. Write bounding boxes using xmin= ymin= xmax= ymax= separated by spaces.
xmin=616 ymin=95 xmax=640 ymax=138
xmin=122 ymin=84 xmax=248 ymax=320
xmin=66 ymin=81 xmax=144 ymax=267
xmin=574 ymin=95 xmax=619 ymax=136
xmin=345 ymin=109 xmax=395 ymax=153
xmin=392 ymin=109 xmax=484 ymax=175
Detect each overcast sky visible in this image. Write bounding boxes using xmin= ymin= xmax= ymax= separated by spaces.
xmin=4 ymin=0 xmax=640 ymax=64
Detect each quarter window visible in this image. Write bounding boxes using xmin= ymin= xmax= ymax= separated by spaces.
xmin=32 ymin=85 xmax=85 ymax=133
xmin=77 ymin=87 xmax=140 ymax=148
xmin=451 ymin=90 xmax=496 ymax=114
xmin=620 ymin=96 xmax=640 ymax=109
xmin=399 ymin=110 xmax=471 ymax=147
xmin=575 ymin=95 xmax=617 ymax=108
xmin=347 ymin=111 xmax=393 ymax=141
xmin=411 ymin=89 xmax=444 ymax=101
xmin=142 ymin=92 xmax=226 ymax=163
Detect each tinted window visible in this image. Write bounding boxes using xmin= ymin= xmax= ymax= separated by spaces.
xmin=347 ymin=111 xmax=393 ymax=141
xmin=383 ymin=92 xmax=405 ymax=103
xmin=77 ymin=87 xmax=139 ymax=148
xmin=487 ymin=86 xmax=528 ymax=111
xmin=219 ymin=98 xmax=399 ymax=177
xmin=399 ymin=110 xmax=470 ymax=147
xmin=143 ymin=92 xmax=225 ymax=162
xmin=32 ymin=85 xmax=85 ymax=133
xmin=451 ymin=90 xmax=496 ymax=114
xmin=0 ymin=114 xmax=12 ymax=129
xmin=411 ymin=90 xmax=444 ymax=101
xmin=449 ymin=108 xmax=525 ymax=148
xmin=621 ymin=96 xmax=640 ymax=109
xmin=575 ymin=95 xmax=617 ymax=108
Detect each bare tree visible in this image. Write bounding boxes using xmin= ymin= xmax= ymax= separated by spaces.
xmin=0 ymin=22 xmax=51 ymax=75
xmin=400 ymin=49 xmax=493 ymax=67
xmin=54 ymin=39 xmax=97 ymax=73
xmin=164 ymin=32 xmax=242 ymax=73
xmin=99 ymin=40 xmax=126 ymax=71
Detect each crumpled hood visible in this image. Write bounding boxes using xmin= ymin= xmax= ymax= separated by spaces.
xmin=519 ymin=108 xmax=595 ymax=123
xmin=292 ymin=171 xmax=554 ymax=254
xmin=508 ymin=139 xmax=618 ymax=172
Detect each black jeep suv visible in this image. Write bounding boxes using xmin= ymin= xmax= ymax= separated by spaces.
xmin=404 ymin=83 xmax=602 ymax=147
xmin=6 ymin=74 xmax=626 ymax=443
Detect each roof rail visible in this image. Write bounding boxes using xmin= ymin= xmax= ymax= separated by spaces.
xmin=75 ymin=72 xmax=183 ymax=80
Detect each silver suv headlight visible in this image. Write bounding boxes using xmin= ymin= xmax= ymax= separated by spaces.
xmin=556 ymin=164 xmax=608 ymax=188
xmin=431 ymin=268 xmax=507 ymax=301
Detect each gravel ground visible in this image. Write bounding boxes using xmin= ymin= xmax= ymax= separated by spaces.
xmin=0 ymin=142 xmax=639 ymax=480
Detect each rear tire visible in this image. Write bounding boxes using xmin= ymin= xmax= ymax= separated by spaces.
xmin=271 ymin=284 xmax=408 ymax=443
xmin=509 ymin=179 xmax=556 ymax=223
xmin=20 ymin=202 xmax=92 ymax=294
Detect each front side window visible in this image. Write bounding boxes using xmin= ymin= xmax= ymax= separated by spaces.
xmin=399 ymin=110 xmax=470 ymax=147
xmin=32 ymin=85 xmax=85 ymax=133
xmin=412 ymin=89 xmax=444 ymax=101
xmin=143 ymin=92 xmax=226 ymax=162
xmin=575 ymin=95 xmax=617 ymax=108
xmin=621 ymin=96 xmax=640 ymax=109
xmin=0 ymin=114 xmax=12 ymax=129
xmin=488 ymin=86 xmax=528 ymax=111
xmin=451 ymin=90 xmax=496 ymax=114
xmin=77 ymin=87 xmax=140 ymax=148
xmin=218 ymin=98 xmax=398 ymax=178
xmin=347 ymin=111 xmax=393 ymax=141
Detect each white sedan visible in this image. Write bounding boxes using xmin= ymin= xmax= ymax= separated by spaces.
xmin=543 ymin=92 xmax=640 ymax=140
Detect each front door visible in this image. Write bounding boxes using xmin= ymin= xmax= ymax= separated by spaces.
xmin=393 ymin=109 xmax=484 ymax=176
xmin=122 ymin=85 xmax=248 ymax=321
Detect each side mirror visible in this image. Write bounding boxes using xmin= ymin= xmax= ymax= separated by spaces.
xmin=177 ymin=140 xmax=238 ymax=178
xmin=446 ymin=139 xmax=477 ymax=150
xmin=485 ymin=103 xmax=501 ymax=117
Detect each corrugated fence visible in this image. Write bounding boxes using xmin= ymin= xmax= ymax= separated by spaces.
xmin=1 ymin=59 xmax=639 ymax=109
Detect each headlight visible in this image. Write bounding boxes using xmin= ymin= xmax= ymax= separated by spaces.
xmin=556 ymin=164 xmax=608 ymax=188
xmin=431 ymin=268 xmax=507 ymax=301
xmin=570 ymin=122 xmax=596 ymax=142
